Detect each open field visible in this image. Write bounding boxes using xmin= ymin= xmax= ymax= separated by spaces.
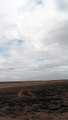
xmin=0 ymin=80 xmax=68 ymax=120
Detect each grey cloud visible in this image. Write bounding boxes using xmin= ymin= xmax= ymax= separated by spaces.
xmin=35 ymin=0 xmax=43 ymax=5
xmin=57 ymin=0 xmax=68 ymax=12
xmin=52 ymin=21 xmax=68 ymax=48
xmin=31 ymin=20 xmax=68 ymax=78
xmin=34 ymin=71 xmax=68 ymax=80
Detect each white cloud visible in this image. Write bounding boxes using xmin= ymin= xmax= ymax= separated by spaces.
xmin=0 ymin=0 xmax=68 ymax=81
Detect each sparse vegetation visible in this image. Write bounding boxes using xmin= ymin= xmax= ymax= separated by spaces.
xmin=0 ymin=80 xmax=68 ymax=120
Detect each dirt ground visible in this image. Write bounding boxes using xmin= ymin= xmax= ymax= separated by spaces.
xmin=0 ymin=80 xmax=68 ymax=120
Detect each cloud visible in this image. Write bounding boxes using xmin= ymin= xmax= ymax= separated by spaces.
xmin=0 ymin=0 xmax=68 ymax=81
xmin=57 ymin=0 xmax=68 ymax=12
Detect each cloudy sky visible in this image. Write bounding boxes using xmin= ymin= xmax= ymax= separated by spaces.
xmin=0 ymin=0 xmax=68 ymax=81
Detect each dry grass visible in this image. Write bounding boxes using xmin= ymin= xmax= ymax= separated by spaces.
xmin=0 ymin=80 xmax=68 ymax=120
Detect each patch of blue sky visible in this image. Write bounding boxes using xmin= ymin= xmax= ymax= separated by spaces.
xmin=0 ymin=45 xmax=9 ymax=57
xmin=0 ymin=39 xmax=24 ymax=57
xmin=36 ymin=56 xmax=46 ymax=63
xmin=7 ymin=39 xmax=24 ymax=46
xmin=0 ymin=48 xmax=5 ymax=53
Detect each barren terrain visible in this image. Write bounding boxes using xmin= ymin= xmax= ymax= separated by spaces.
xmin=0 ymin=80 xmax=68 ymax=120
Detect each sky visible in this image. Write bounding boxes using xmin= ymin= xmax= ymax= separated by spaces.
xmin=0 ymin=0 xmax=68 ymax=81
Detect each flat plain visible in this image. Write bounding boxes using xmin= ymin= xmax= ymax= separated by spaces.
xmin=0 ymin=80 xmax=68 ymax=120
